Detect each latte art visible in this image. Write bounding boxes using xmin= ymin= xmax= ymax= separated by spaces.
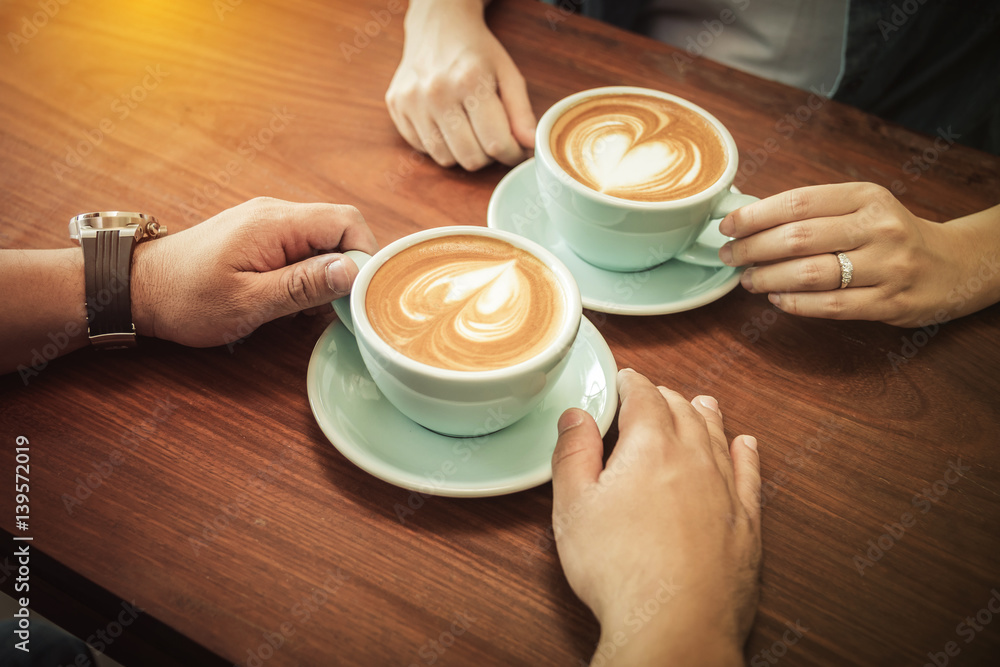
xmin=366 ymin=236 xmax=565 ymax=372
xmin=549 ymin=94 xmax=727 ymax=202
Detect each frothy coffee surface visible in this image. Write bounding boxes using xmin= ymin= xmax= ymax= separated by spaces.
xmin=549 ymin=93 xmax=727 ymax=202
xmin=366 ymin=236 xmax=565 ymax=372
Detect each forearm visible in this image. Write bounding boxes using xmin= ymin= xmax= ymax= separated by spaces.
xmin=942 ymin=203 xmax=1000 ymax=319
xmin=596 ymin=623 xmax=743 ymax=667
xmin=406 ymin=0 xmax=490 ymax=14
xmin=405 ymin=0 xmax=489 ymax=31
xmin=0 ymin=248 xmax=89 ymax=377
xmin=594 ymin=592 xmax=745 ymax=667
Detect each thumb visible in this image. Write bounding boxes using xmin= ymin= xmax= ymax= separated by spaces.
xmin=551 ymin=408 xmax=603 ymax=511
xmin=261 ymin=254 xmax=359 ymax=318
xmin=496 ymin=58 xmax=536 ymax=148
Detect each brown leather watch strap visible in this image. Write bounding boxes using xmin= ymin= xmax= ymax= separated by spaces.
xmin=81 ymin=229 xmax=137 ymax=347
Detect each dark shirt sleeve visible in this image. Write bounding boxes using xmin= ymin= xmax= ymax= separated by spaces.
xmin=0 ymin=618 xmax=98 ymax=667
xmin=835 ymin=1 xmax=1000 ymax=154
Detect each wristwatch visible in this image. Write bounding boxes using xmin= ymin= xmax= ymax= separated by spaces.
xmin=69 ymin=211 xmax=166 ymax=349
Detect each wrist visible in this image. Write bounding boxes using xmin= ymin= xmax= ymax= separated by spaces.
xmin=938 ymin=205 xmax=1000 ymax=318
xmin=593 ymin=585 xmax=746 ymax=667
xmin=405 ymin=0 xmax=486 ymax=31
xmin=130 ymin=237 xmax=163 ymax=339
xmin=595 ymin=623 xmax=743 ymax=667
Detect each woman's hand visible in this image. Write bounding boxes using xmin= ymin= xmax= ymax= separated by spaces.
xmin=719 ymin=183 xmax=1000 ymax=327
xmin=384 ymin=0 xmax=535 ymax=170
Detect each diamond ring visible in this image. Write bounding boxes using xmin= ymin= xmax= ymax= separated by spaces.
xmin=836 ymin=252 xmax=854 ymax=289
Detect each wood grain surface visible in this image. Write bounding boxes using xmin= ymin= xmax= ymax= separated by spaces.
xmin=1 ymin=1 xmax=999 ymax=665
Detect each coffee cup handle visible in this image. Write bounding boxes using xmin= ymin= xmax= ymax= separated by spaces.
xmin=331 ymin=250 xmax=373 ymax=335
xmin=675 ymin=191 xmax=760 ymax=267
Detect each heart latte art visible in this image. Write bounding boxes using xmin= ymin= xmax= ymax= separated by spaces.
xmin=366 ymin=236 xmax=565 ymax=372
xmin=549 ymin=94 xmax=727 ymax=202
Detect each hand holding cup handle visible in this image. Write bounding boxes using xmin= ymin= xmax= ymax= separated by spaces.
xmin=332 ymin=250 xmax=372 ymax=335
xmin=674 ymin=191 xmax=760 ymax=267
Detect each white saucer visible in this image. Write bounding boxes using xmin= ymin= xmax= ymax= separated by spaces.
xmin=307 ymin=317 xmax=618 ymax=498
xmin=487 ymin=159 xmax=743 ymax=316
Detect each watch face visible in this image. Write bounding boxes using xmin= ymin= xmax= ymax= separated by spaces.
xmin=72 ymin=212 xmax=154 ymax=229
xmin=69 ymin=212 xmax=163 ymax=241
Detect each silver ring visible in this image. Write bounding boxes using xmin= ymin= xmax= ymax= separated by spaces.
xmin=836 ymin=252 xmax=854 ymax=289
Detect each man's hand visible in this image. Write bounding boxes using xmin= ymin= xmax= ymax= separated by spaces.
xmin=552 ymin=369 xmax=761 ymax=665
xmin=131 ymin=197 xmax=378 ymax=347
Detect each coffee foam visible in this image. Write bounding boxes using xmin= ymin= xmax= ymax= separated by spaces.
xmin=365 ymin=236 xmax=565 ymax=372
xmin=549 ymin=93 xmax=727 ymax=202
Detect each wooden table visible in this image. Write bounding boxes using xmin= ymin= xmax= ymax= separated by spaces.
xmin=2 ymin=1 xmax=999 ymax=665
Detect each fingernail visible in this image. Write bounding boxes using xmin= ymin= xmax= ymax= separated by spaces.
xmin=740 ymin=268 xmax=755 ymax=291
xmin=719 ymin=243 xmax=734 ymax=266
xmin=768 ymin=293 xmax=782 ymax=309
xmin=719 ymin=215 xmax=734 ymax=236
xmin=557 ymin=409 xmax=585 ymax=435
xmin=326 ymin=259 xmax=350 ymax=295
xmin=743 ymin=435 xmax=758 ymax=451
xmin=698 ymin=395 xmax=720 ymax=413
xmin=616 ymin=368 xmax=634 ymax=390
